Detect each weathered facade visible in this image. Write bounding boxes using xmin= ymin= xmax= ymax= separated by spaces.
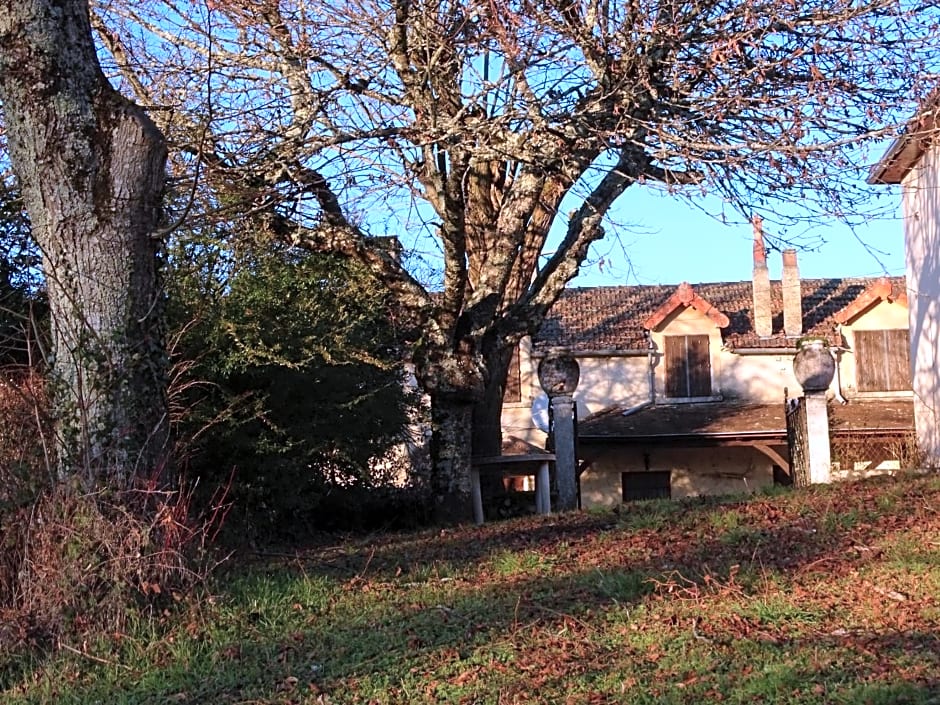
xmin=869 ymin=99 xmax=940 ymax=467
xmin=502 ymin=246 xmax=916 ymax=508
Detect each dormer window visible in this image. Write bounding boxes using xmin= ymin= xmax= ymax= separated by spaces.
xmin=831 ymin=278 xmax=911 ymax=395
xmin=665 ymin=334 xmax=712 ymax=398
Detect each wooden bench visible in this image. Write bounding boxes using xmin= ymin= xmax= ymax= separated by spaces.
xmin=470 ymin=452 xmax=555 ymax=525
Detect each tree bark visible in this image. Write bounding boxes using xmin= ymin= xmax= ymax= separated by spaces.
xmin=0 ymin=0 xmax=169 ymax=488
xmin=471 ymin=340 xmax=515 ymax=460
xmin=429 ymin=394 xmax=474 ymax=523
xmin=471 ymin=339 xmax=517 ymax=503
xmin=415 ymin=337 xmax=487 ymax=523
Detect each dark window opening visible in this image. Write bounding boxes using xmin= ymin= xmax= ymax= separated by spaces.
xmin=665 ymin=334 xmax=711 ymax=398
xmin=622 ymin=471 xmax=672 ymax=502
xmin=504 ymin=347 xmax=521 ymax=403
xmin=855 ymin=329 xmax=911 ymax=392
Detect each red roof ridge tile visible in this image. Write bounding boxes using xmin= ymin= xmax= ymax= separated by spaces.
xmin=643 ymin=282 xmax=731 ymax=330
xmin=833 ymin=277 xmax=908 ymax=325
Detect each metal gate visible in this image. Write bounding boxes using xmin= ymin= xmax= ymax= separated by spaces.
xmin=785 ymin=395 xmax=811 ymax=488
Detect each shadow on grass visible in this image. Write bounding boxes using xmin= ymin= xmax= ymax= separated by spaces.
xmin=28 ymin=577 xmax=940 ymax=704
xmin=7 ymin=475 xmax=940 ymax=703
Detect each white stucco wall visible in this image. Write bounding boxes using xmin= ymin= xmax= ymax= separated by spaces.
xmin=720 ymin=351 xmax=799 ymax=402
xmin=902 ymin=144 xmax=940 ymax=466
xmin=580 ymin=445 xmax=775 ymax=508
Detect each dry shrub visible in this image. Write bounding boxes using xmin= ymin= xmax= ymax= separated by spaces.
xmin=0 ymin=482 xmax=228 ymax=669
xmin=0 ymin=368 xmax=229 ymax=667
xmin=0 ymin=368 xmax=52 ymax=505
xmin=22 ymin=493 xmax=166 ymax=626
xmin=0 ymin=368 xmax=52 ymax=613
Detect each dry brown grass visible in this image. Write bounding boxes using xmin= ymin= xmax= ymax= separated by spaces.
xmin=0 ymin=369 xmax=226 ymax=661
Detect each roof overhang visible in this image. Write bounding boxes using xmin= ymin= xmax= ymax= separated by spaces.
xmin=577 ymin=400 xmax=914 ymax=443
xmin=869 ymin=93 xmax=940 ymax=185
xmin=580 ymin=430 xmax=786 ymax=446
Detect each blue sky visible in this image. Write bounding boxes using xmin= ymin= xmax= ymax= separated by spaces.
xmin=569 ymin=185 xmax=906 ymax=289
xmin=400 ymin=179 xmax=908 ymax=293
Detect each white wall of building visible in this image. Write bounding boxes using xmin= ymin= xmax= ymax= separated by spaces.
xmin=902 ymin=144 xmax=940 ymax=466
xmin=581 ymin=445 xmax=775 ymax=507
xmin=499 ymin=293 xmax=913 ymax=506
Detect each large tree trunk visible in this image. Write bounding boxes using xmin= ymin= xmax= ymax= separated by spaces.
xmin=417 ymin=340 xmax=487 ymax=523
xmin=425 ymin=339 xmax=516 ymax=522
xmin=471 ymin=341 xmax=517 ymax=503
xmin=429 ymin=393 xmax=474 ymax=523
xmin=471 ymin=341 xmax=515 ymax=459
xmin=0 ymin=0 xmax=169 ymax=488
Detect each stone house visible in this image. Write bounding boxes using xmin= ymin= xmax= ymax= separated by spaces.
xmin=868 ymin=96 xmax=940 ymax=467
xmin=501 ymin=237 xmax=915 ymax=508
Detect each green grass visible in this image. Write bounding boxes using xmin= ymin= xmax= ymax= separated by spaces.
xmin=3 ymin=474 xmax=940 ymax=704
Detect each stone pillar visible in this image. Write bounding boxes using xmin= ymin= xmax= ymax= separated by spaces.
xmin=550 ymin=395 xmax=578 ymax=511
xmin=538 ymin=351 xmax=580 ymax=512
xmin=804 ymin=392 xmax=831 ymax=484
xmin=793 ymin=338 xmax=835 ymax=485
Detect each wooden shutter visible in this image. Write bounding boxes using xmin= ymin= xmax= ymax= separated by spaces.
xmin=885 ymin=329 xmax=912 ymax=391
xmin=665 ymin=335 xmax=711 ymax=398
xmin=664 ymin=336 xmax=689 ymax=397
xmin=686 ymin=335 xmax=712 ymax=397
xmin=855 ymin=329 xmax=912 ymax=392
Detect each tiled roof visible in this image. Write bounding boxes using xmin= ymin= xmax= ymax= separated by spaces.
xmin=534 ymin=277 xmax=906 ymax=353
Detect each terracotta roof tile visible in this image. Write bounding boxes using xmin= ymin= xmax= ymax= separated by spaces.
xmin=534 ymin=277 xmax=905 ymax=353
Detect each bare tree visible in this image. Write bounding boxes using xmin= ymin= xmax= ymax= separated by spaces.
xmin=0 ymin=0 xmax=169 ymax=486
xmin=95 ymin=0 xmax=938 ymax=518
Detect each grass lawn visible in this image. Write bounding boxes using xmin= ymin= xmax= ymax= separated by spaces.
xmin=3 ymin=473 xmax=939 ymax=704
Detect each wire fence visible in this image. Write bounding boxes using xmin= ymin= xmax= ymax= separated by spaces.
xmin=830 ymin=430 xmax=921 ymax=479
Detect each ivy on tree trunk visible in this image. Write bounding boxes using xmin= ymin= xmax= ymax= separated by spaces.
xmin=0 ymin=0 xmax=169 ymax=487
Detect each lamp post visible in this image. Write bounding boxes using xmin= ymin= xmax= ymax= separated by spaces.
xmin=538 ymin=350 xmax=580 ymax=511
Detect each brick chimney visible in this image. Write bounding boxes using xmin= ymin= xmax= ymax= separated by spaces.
xmin=751 ymin=216 xmax=772 ymax=337
xmin=782 ymin=248 xmax=803 ymax=336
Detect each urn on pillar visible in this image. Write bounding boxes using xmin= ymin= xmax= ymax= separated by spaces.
xmin=792 ymin=336 xmax=834 ymax=486
xmin=793 ymin=337 xmax=835 ymax=391
xmin=537 ymin=352 xmax=581 ymax=398
xmin=537 ymin=350 xmax=580 ymax=512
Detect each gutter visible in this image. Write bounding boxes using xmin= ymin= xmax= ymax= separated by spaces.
xmin=580 ymin=429 xmax=787 ymax=443
xmin=868 ymin=135 xmax=910 ymax=185
xmin=531 ymin=348 xmax=651 ymax=359
xmin=728 ymin=347 xmax=797 ymax=355
xmin=831 ymin=334 xmax=848 ymax=405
